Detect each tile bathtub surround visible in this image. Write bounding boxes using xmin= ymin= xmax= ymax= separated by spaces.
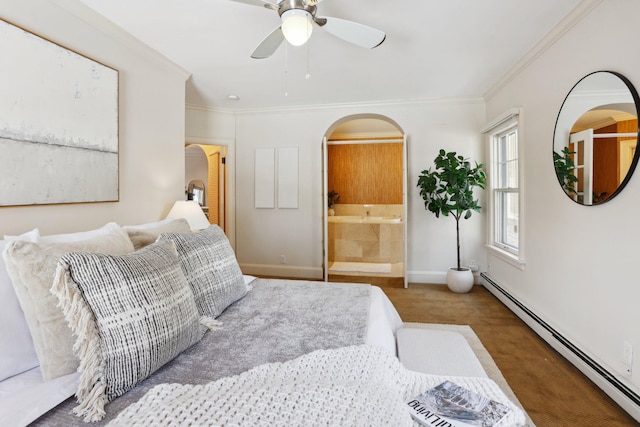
xmin=333 ymin=204 xmax=403 ymax=218
xmin=330 ymin=222 xmax=403 ymax=264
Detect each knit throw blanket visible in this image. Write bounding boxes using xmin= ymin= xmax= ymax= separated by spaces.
xmin=108 ymin=345 xmax=526 ymax=426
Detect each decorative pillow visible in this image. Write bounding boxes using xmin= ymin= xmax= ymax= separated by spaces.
xmin=123 ymin=217 xmax=178 ymax=230
xmin=0 ymin=229 xmax=40 ymax=381
xmin=3 ymin=228 xmax=40 ymax=242
xmin=124 ymin=218 xmax=191 ymax=250
xmin=38 ymin=222 xmax=120 ymax=243
xmin=159 ymin=225 xmax=247 ymax=317
xmin=2 ymin=227 xmax=135 ymax=380
xmin=52 ymin=240 xmax=206 ymax=422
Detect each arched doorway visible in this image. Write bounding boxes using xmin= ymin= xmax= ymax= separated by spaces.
xmin=322 ymin=114 xmax=408 ymax=288
xmin=185 ymin=144 xmax=227 ymax=231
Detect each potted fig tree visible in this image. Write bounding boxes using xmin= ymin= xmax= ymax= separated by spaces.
xmin=417 ymin=149 xmax=486 ymax=293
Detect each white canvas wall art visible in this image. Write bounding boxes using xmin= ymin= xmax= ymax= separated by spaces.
xmin=254 ymin=147 xmax=275 ymax=209
xmin=0 ymin=18 xmax=118 ymax=206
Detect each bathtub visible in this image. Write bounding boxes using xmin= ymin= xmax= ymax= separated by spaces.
xmin=327 ymin=215 xmax=402 ymax=224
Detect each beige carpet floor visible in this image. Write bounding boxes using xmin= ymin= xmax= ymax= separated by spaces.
xmin=403 ymin=322 xmax=536 ymax=427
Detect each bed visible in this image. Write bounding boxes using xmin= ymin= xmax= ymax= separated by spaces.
xmin=1 ymin=219 xmax=525 ymax=426
xmin=0 ymin=219 xmax=402 ymax=426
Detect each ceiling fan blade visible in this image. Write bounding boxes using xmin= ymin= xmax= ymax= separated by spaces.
xmin=316 ymin=16 xmax=386 ymax=49
xmin=228 ymin=0 xmax=278 ymax=11
xmin=251 ymin=26 xmax=285 ymax=59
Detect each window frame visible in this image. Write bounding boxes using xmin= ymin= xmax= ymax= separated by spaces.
xmin=483 ymin=109 xmax=526 ymax=269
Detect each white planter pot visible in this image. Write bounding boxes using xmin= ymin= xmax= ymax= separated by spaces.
xmin=446 ymin=268 xmax=474 ymax=293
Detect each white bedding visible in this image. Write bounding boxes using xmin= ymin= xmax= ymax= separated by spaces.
xmin=107 ymin=345 xmax=525 ymax=427
xmin=0 ymin=368 xmax=79 ymax=427
xmin=0 ymin=279 xmax=402 ymax=427
xmin=367 ymin=285 xmax=403 ymax=353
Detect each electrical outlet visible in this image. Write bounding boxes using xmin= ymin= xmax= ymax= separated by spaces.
xmin=469 ymin=260 xmax=479 ymax=272
xmin=280 ymin=255 xmax=286 ymax=264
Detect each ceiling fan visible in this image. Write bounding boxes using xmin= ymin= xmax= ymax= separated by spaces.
xmin=229 ymin=0 xmax=386 ymax=59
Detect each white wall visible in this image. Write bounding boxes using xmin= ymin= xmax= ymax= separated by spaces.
xmin=186 ymin=99 xmax=486 ymax=281
xmin=0 ymin=0 xmax=188 ymax=236
xmin=484 ymin=0 xmax=640 ymax=405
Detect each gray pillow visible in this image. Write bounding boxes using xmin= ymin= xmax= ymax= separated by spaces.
xmin=52 ymin=240 xmax=205 ymax=422
xmin=124 ymin=218 xmax=191 ymax=250
xmin=2 ymin=227 xmax=135 ymax=380
xmin=159 ymin=225 xmax=247 ymax=318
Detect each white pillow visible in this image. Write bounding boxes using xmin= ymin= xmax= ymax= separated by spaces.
xmin=0 ymin=229 xmax=41 ymax=381
xmin=3 ymin=228 xmax=39 ymax=242
xmin=122 ymin=218 xmax=176 ymax=230
xmin=3 ymin=228 xmax=135 ymax=380
xmin=38 ymin=222 xmax=120 ymax=243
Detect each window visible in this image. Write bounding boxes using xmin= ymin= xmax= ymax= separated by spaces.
xmin=484 ymin=110 xmax=524 ymax=267
xmin=493 ymin=125 xmax=519 ymax=251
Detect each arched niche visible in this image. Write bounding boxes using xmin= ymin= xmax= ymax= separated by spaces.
xmin=185 ymin=144 xmax=226 ymax=227
xmin=322 ymin=113 xmax=408 ymax=288
xmin=324 ymin=113 xmax=405 ymax=141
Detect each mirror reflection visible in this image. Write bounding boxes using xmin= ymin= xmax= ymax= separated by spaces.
xmin=553 ymin=71 xmax=640 ymax=205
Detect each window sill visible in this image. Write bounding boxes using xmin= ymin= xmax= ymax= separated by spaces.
xmin=486 ymin=244 xmax=526 ymax=271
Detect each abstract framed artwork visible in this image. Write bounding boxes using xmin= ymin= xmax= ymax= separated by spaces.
xmin=0 ymin=18 xmax=119 ymax=206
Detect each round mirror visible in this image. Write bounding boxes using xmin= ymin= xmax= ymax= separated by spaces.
xmin=553 ymin=71 xmax=640 ymax=205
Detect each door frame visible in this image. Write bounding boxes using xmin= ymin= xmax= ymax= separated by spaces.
xmin=186 ymin=136 xmax=236 ymax=249
xmin=321 ymin=115 xmax=408 ymax=288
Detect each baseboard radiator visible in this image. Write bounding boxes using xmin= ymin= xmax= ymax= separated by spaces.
xmin=481 ymin=272 xmax=640 ymax=421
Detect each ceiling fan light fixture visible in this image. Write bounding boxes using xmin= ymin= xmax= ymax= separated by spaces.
xmin=281 ymin=9 xmax=313 ymax=47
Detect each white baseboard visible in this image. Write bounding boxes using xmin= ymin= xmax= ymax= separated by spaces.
xmin=407 ymin=271 xmax=446 ymax=284
xmin=239 ymin=265 xmax=482 ymax=285
xmin=481 ymin=273 xmax=640 ymax=422
xmin=239 ymin=263 xmax=323 ymax=280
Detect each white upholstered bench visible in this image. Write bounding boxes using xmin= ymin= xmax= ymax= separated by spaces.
xmin=396 ymin=327 xmax=488 ymax=378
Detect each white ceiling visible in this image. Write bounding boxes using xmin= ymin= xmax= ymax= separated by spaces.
xmin=81 ymin=0 xmax=582 ymax=111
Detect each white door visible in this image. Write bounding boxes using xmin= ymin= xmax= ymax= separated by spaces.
xmin=402 ymin=134 xmax=408 ymax=289
xmin=569 ymin=128 xmax=593 ymax=205
xmin=322 ymin=136 xmax=329 ymax=281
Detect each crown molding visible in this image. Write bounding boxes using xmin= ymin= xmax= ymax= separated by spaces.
xmin=51 ymin=0 xmax=191 ymax=81
xmin=328 ymin=133 xmax=403 ymax=141
xmin=484 ymin=0 xmax=603 ymax=101
xmin=185 ymin=103 xmax=233 ymax=114
xmin=186 ymin=96 xmax=485 ymax=116
xmin=185 ymin=135 xmax=235 ymax=146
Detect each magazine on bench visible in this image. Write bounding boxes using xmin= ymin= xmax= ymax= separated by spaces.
xmin=406 ymin=380 xmax=511 ymax=427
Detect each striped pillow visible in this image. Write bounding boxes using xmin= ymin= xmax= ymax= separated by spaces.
xmin=159 ymin=225 xmax=247 ymax=318
xmin=51 ymin=240 xmax=206 ymax=422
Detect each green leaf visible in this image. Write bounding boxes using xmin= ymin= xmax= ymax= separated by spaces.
xmin=417 ymin=150 xmax=485 ymax=225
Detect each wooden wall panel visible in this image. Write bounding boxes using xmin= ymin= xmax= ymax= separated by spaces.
xmin=593 ymin=123 xmax=618 ymax=201
xmin=592 ymin=119 xmax=638 ymax=202
xmin=327 ymin=143 xmax=403 ymax=205
xmin=617 ymin=118 xmax=638 ymax=184
xmin=207 ymin=151 xmax=220 ymax=225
